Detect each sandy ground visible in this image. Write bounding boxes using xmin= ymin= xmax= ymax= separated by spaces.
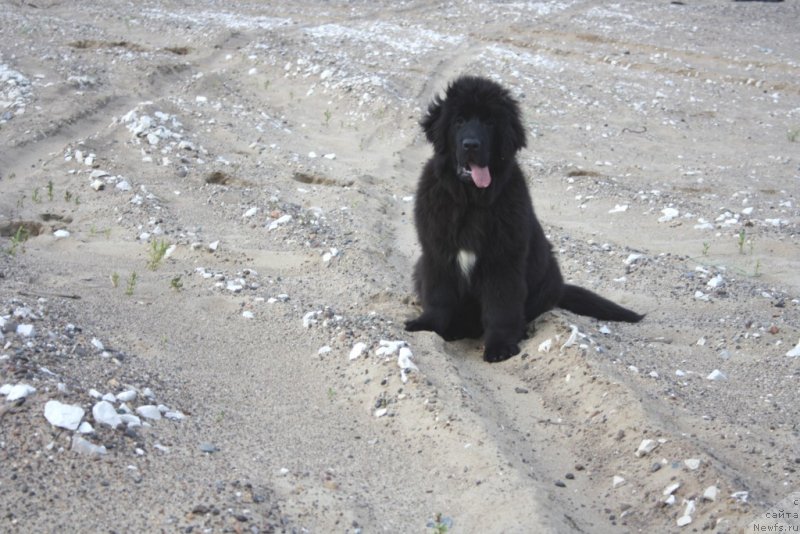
xmin=1 ymin=1 xmax=799 ymax=532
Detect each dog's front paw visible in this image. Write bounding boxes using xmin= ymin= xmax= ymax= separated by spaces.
xmin=483 ymin=341 xmax=520 ymax=363
xmin=404 ymin=317 xmax=432 ymax=332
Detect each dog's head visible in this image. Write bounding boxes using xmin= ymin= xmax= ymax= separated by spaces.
xmin=421 ymin=76 xmax=527 ymax=189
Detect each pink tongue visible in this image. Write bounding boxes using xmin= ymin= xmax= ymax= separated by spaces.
xmin=469 ymin=164 xmax=491 ymax=188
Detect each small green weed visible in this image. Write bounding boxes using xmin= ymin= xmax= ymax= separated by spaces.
xmin=170 ymin=275 xmax=183 ymax=291
xmin=427 ymin=514 xmax=453 ymax=534
xmin=111 ymin=272 xmax=120 ymax=288
xmin=737 ymin=229 xmax=746 ymax=254
xmin=125 ymin=272 xmax=137 ymax=296
xmin=147 ymin=239 xmax=170 ymax=270
xmin=6 ymin=226 xmax=29 ymax=256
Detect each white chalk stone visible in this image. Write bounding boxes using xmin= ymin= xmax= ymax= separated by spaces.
xmin=5 ymin=383 xmax=36 ymax=401
xmin=16 ymin=324 xmax=34 ymax=337
xmin=663 ymin=482 xmax=681 ymax=496
xmin=349 ymin=342 xmax=367 ymax=360
xmin=702 ymin=485 xmax=719 ymax=501
xmin=136 ymin=405 xmax=162 ymax=420
xmin=71 ymin=435 xmax=107 ymax=456
xmin=786 ymin=339 xmax=800 ymax=358
xmin=684 ymin=458 xmax=701 ymax=470
xmin=92 ymin=400 xmax=122 ymax=428
xmin=706 ymin=369 xmax=726 ymax=381
xmin=116 ymin=390 xmax=137 ymax=402
xmin=635 ymin=439 xmax=659 ymax=457
xmin=44 ymin=400 xmax=85 ymax=430
xmin=612 ymin=475 xmax=626 ymax=488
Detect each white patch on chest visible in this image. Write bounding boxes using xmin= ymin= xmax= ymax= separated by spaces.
xmin=457 ymin=249 xmax=477 ymax=279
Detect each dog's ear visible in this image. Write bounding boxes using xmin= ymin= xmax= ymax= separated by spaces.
xmin=421 ymin=95 xmax=447 ymax=153
xmin=502 ymin=99 xmax=527 ymax=155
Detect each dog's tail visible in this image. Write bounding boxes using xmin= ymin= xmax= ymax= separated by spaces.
xmin=559 ymin=284 xmax=644 ymax=323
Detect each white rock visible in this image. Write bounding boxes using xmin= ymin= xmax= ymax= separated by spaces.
xmin=786 ymin=339 xmax=800 ymax=358
xmin=349 ymin=342 xmax=367 ymax=360
xmin=707 ymin=274 xmax=724 ymax=288
xmin=322 ymin=247 xmax=338 ymax=263
xmin=242 ymin=311 xmax=254 ymax=319
xmin=302 ymin=311 xmax=319 ymax=328
xmin=136 ymin=405 xmax=162 ymax=420
xmin=663 ymin=482 xmax=681 ymax=496
xmin=684 ymin=458 xmax=701 ymax=470
xmin=635 ymin=439 xmax=659 ymax=457
xmin=624 ymin=253 xmax=644 ymax=265
xmin=91 ymin=338 xmax=105 ymax=351
xmin=664 ymin=494 xmax=676 ymax=506
xmin=374 ymin=408 xmax=387 ymax=417
xmin=560 ymin=325 xmax=580 ymax=351
xmin=612 ymin=475 xmax=626 ymax=488
xmin=398 ymin=347 xmax=418 ymax=371
xmin=658 ymin=207 xmax=679 ymax=222
xmin=71 ymin=435 xmax=107 ymax=456
xmin=537 ymin=338 xmax=552 ymax=353
xmin=243 ymin=207 xmax=258 ymax=218
xmin=88 ymin=388 xmax=102 ymax=399
xmin=677 ymin=500 xmax=696 ymax=526
xmin=208 ymin=240 xmax=220 ymax=252
xmin=164 ymin=410 xmax=185 ymax=421
xmin=706 ymin=369 xmax=726 ymax=381
xmin=731 ymin=491 xmax=749 ymax=503
xmin=608 ymin=204 xmax=628 ymax=214
xmin=701 ymin=485 xmax=718 ymax=502
xmin=115 ymin=180 xmax=132 ymax=192
xmin=44 ymin=400 xmax=85 ymax=430
xmin=0 ymin=384 xmax=10 ymax=396
xmin=90 ymin=179 xmax=105 ymax=191
xmin=116 ymin=390 xmax=137 ymax=402
xmin=16 ymin=323 xmax=34 ymax=338
xmin=267 ymin=214 xmax=292 ymax=231
xmin=375 ymin=340 xmax=405 ymax=356
xmin=78 ymin=421 xmax=94 ymax=434
xmin=5 ymin=383 xmax=36 ymax=401
xmin=92 ymin=400 xmax=122 ymax=428
xmin=101 ymin=392 xmax=116 ymax=403
xmin=120 ymin=413 xmax=142 ymax=427
xmin=318 ymin=345 xmax=332 ymax=355
xmin=599 ymin=325 xmax=612 ymax=335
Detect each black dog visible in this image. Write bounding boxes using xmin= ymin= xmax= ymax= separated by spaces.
xmin=405 ymin=75 xmax=643 ymax=362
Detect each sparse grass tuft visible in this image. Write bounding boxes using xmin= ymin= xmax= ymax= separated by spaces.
xmin=111 ymin=272 xmax=120 ymax=288
xmin=5 ymin=226 xmax=29 ymax=256
xmin=170 ymin=275 xmax=183 ymax=291
xmin=147 ymin=239 xmax=170 ymax=270
xmin=125 ymin=272 xmax=137 ymax=296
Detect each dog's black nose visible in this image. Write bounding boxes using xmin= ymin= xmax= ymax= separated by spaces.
xmin=462 ymin=138 xmax=480 ymax=151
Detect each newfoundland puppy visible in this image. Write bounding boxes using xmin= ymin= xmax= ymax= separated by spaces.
xmin=405 ymin=75 xmax=643 ymax=362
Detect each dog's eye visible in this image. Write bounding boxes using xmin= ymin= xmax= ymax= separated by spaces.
xmin=454 ymin=117 xmax=465 ymax=127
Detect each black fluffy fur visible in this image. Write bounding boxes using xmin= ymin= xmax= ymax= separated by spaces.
xmin=405 ymin=75 xmax=644 ymax=362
